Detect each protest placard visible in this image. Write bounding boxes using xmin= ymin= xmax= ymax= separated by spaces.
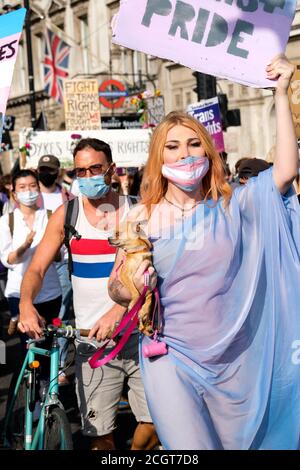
xmin=146 ymin=95 xmax=165 ymax=126
xmin=112 ymin=0 xmax=297 ymax=88
xmin=187 ymin=97 xmax=224 ymax=152
xmin=63 ymin=79 xmax=101 ymax=130
xmin=22 ymin=129 xmax=151 ymax=168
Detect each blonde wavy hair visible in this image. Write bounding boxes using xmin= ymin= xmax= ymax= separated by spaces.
xmin=141 ymin=111 xmax=232 ymax=212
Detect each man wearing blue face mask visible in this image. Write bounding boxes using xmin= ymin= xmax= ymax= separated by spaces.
xmin=18 ymin=138 xmax=158 ymax=451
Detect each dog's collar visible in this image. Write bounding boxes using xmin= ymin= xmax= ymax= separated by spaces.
xmin=124 ymin=247 xmax=151 ymax=254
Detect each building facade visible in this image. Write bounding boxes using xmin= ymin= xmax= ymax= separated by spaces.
xmin=1 ymin=0 xmax=300 ymax=172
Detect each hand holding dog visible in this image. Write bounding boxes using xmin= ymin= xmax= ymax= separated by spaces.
xmin=133 ymin=259 xmax=157 ymax=295
xmin=108 ymin=221 xmax=158 ymax=335
xmin=109 ymin=258 xmax=157 ymax=302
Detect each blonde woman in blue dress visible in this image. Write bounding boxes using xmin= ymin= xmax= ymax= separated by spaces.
xmin=108 ymin=55 xmax=300 ymax=450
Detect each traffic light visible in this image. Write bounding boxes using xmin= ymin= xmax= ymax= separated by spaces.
xmin=205 ymin=74 xmax=217 ymax=99
xmin=192 ymin=71 xmax=205 ymax=100
xmin=218 ymin=93 xmax=228 ymax=130
xmin=217 ymin=93 xmax=241 ymax=131
xmin=227 ymin=109 xmax=241 ymax=127
xmin=192 ymin=72 xmax=216 ymax=100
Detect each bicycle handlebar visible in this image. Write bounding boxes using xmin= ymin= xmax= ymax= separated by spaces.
xmin=77 ymin=329 xmax=90 ymax=337
xmin=43 ymin=325 xmax=90 ymax=339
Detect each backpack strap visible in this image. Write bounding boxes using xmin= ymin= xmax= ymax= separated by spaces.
xmin=63 ymin=197 xmax=81 ymax=279
xmin=8 ymin=212 xmax=14 ymax=237
xmin=61 ymin=186 xmax=73 ymax=203
xmin=10 ymin=209 xmax=53 ymax=234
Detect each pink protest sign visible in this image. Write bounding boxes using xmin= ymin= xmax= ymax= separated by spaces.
xmin=188 ymin=97 xmax=224 ymax=152
xmin=112 ymin=0 xmax=297 ymax=88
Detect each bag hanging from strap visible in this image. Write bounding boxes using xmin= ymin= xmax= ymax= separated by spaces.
xmin=141 ymin=277 xmax=167 ymax=358
xmin=89 ymin=271 xmax=167 ymax=369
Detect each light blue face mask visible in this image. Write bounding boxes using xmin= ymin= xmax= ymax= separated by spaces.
xmin=77 ymin=173 xmax=110 ymax=199
xmin=16 ymin=191 xmax=39 ymax=207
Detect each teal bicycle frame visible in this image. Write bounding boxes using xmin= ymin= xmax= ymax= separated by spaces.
xmin=3 ymin=334 xmax=67 ymax=450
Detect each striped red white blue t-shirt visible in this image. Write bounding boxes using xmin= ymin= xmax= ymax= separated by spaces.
xmin=71 ymin=195 xmax=131 ymax=329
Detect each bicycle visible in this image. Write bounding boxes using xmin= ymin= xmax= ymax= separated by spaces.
xmin=1 ymin=323 xmax=90 ymax=450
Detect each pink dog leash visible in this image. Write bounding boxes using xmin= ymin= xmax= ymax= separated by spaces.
xmin=89 ymin=271 xmax=158 ymax=369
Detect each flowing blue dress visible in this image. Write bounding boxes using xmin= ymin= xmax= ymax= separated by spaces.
xmin=140 ymin=169 xmax=300 ymax=450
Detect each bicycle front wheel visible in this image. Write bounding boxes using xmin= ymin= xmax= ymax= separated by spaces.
xmin=43 ymin=406 xmax=73 ymax=450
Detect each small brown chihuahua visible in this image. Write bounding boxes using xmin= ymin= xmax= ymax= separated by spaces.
xmin=108 ymin=221 xmax=154 ymax=336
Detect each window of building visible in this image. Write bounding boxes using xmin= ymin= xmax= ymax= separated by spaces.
xmin=78 ymin=14 xmax=89 ymax=74
xmin=175 ymin=93 xmax=182 ymax=109
xmin=133 ymin=50 xmax=142 ymax=74
xmin=133 ymin=51 xmax=145 ymax=90
xmin=241 ymin=85 xmax=248 ymax=96
xmin=185 ymin=91 xmax=192 ymax=106
xmin=228 ymin=84 xmax=234 ymax=98
xmin=121 ymin=48 xmax=133 ymax=77
xmin=13 ymin=40 xmax=26 ymax=95
xmin=146 ymin=54 xmax=156 ymax=77
xmin=33 ymin=33 xmax=44 ymax=91
xmin=121 ymin=47 xmax=127 ymax=75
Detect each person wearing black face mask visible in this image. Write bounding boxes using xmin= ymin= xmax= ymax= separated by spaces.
xmin=37 ymin=154 xmax=73 ymax=209
xmin=37 ymin=154 xmax=74 ymax=386
xmin=38 ymin=154 xmax=60 ymax=191
xmin=38 ymin=169 xmax=58 ymax=188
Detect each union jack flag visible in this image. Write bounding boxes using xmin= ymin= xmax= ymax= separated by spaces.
xmin=44 ymin=28 xmax=70 ymax=104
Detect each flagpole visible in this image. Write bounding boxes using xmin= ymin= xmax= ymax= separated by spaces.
xmin=24 ymin=0 xmax=36 ymax=128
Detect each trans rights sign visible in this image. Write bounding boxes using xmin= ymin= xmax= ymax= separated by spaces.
xmin=0 ymin=8 xmax=26 ymax=142
xmin=112 ymin=0 xmax=297 ymax=88
xmin=187 ymin=97 xmax=224 ymax=152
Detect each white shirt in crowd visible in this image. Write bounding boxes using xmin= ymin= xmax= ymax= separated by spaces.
xmin=0 ymin=208 xmax=61 ymax=302
xmin=40 ymin=187 xmax=63 ymax=212
xmin=40 ymin=187 xmax=68 ymax=261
